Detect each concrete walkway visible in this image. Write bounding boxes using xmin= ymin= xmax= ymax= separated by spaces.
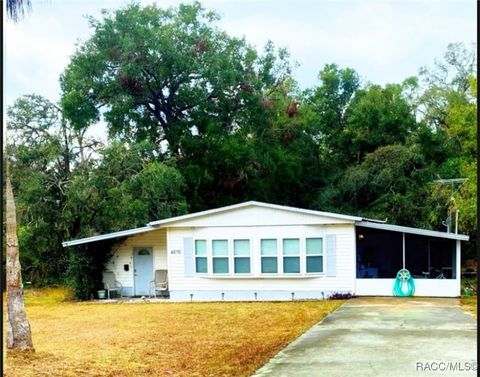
xmin=253 ymin=297 xmax=477 ymax=377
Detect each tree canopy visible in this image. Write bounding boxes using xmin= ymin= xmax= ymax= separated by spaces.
xmin=6 ymin=0 xmax=31 ymax=22
xmin=60 ymin=3 xmax=289 ymax=156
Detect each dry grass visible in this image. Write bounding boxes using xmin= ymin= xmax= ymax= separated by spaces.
xmin=4 ymin=288 xmax=343 ymax=377
xmin=460 ymin=296 xmax=477 ymax=318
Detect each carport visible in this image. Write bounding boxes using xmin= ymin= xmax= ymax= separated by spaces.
xmin=354 ymin=221 xmax=469 ymax=297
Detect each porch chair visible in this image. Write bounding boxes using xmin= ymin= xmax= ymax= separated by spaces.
xmin=150 ymin=270 xmax=168 ymax=298
xmin=103 ymin=271 xmax=123 ymax=299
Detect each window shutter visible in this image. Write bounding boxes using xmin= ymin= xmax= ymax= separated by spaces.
xmin=326 ymin=234 xmax=336 ymax=277
xmin=183 ymin=237 xmax=194 ymax=277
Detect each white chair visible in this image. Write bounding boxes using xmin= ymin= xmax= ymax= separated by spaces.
xmin=150 ymin=270 xmax=168 ymax=298
xmin=103 ymin=271 xmax=123 ymax=299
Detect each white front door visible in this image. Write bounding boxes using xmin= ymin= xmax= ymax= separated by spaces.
xmin=133 ymin=248 xmax=153 ymax=296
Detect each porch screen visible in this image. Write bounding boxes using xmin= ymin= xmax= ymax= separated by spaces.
xmin=405 ymin=235 xmax=456 ymax=279
xmin=356 ymin=227 xmax=403 ymax=278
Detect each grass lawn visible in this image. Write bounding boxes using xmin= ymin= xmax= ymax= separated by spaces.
xmin=460 ymin=296 xmax=477 ymax=318
xmin=4 ymin=288 xmax=343 ymax=377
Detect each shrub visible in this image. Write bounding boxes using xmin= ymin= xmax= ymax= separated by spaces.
xmin=66 ymin=240 xmax=114 ymax=300
xmin=329 ymin=292 xmax=355 ymax=300
xmin=462 ymin=287 xmax=474 ymax=297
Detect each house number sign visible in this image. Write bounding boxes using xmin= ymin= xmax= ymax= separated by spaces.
xmin=170 ymin=249 xmax=182 ymax=255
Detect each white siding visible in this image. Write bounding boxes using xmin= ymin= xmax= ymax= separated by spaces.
xmin=355 ymin=279 xmax=460 ymax=297
xmin=165 ymin=205 xmax=355 ymax=227
xmin=167 ymin=224 xmax=356 ymax=296
xmin=104 ymin=228 xmax=167 ymax=292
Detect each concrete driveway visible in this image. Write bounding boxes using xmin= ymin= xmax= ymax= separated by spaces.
xmin=253 ymin=297 xmax=477 ymax=377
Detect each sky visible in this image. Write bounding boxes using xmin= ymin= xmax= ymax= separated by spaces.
xmin=3 ymin=0 xmax=477 ymax=141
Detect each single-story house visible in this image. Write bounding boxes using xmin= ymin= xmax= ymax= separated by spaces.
xmin=62 ymin=201 xmax=469 ymax=300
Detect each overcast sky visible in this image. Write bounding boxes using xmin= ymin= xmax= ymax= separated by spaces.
xmin=4 ymin=0 xmax=476 ymax=140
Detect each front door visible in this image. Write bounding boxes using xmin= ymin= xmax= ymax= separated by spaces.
xmin=133 ymin=248 xmax=153 ymax=296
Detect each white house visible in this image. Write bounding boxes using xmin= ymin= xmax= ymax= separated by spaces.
xmin=62 ymin=201 xmax=469 ymax=300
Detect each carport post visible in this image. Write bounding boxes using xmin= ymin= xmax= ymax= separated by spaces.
xmin=456 ymin=240 xmax=461 ymax=293
xmin=402 ymin=232 xmax=405 ymax=268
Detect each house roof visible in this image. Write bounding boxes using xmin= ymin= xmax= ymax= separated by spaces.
xmin=62 ymin=226 xmax=158 ymax=247
xmin=62 ymin=201 xmax=469 ymax=246
xmin=147 ymin=200 xmax=365 ymax=226
xmin=356 ymin=221 xmax=469 ymax=241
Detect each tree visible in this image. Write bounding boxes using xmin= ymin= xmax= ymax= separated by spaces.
xmin=341 ymin=83 xmax=418 ymax=163
xmin=6 ymin=0 xmax=31 ymax=22
xmin=176 ymin=73 xmax=325 ymax=211
xmin=64 ymin=141 xmax=188 ymax=237
xmin=6 ymin=164 xmax=34 ymax=351
xmin=63 ymin=141 xmax=188 ymax=299
xmin=305 ymin=64 xmax=360 ymax=167
xmin=60 ymin=2 xmax=294 ymax=211
xmin=60 ymin=2 xmax=288 ymax=157
xmin=5 ymin=0 xmax=35 ymax=352
xmin=418 ymin=42 xmax=476 ymax=131
xmin=306 ymin=64 xmax=417 ymax=166
xmin=7 ymin=94 xmax=101 ymax=284
xmin=315 ymin=144 xmax=432 ymax=227
xmin=7 ymin=92 xmax=188 ymax=298
xmin=8 ymin=94 xmax=101 ymax=173
xmin=417 ymin=43 xmax=477 ymax=258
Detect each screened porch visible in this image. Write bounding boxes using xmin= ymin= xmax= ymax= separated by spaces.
xmin=354 ymin=224 xmax=463 ymax=297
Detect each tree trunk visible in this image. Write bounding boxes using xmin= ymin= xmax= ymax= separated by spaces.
xmin=6 ymin=165 xmax=34 ymax=351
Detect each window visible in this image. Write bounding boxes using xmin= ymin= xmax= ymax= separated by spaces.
xmin=195 ymin=240 xmax=207 ymax=273
xmin=261 ymin=239 xmax=278 ymax=273
xmin=137 ymin=249 xmax=151 ymax=256
xmin=212 ymin=240 xmax=229 ymax=274
xmin=234 ymin=239 xmax=250 ymax=273
xmin=283 ymin=239 xmax=300 ymax=273
xmin=306 ymin=238 xmax=323 ymax=273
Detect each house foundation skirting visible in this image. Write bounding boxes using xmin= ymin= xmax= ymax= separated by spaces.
xmin=168 ymin=290 xmax=350 ymax=301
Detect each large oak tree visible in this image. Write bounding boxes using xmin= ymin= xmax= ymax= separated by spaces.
xmin=60 ymin=2 xmax=287 ymax=157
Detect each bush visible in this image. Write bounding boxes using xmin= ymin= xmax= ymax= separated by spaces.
xmin=329 ymin=292 xmax=355 ymax=300
xmin=462 ymin=287 xmax=474 ymax=297
xmin=461 ymin=277 xmax=477 ymax=296
xmin=66 ymin=240 xmax=114 ymax=300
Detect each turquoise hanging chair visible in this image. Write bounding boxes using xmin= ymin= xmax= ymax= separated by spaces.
xmin=393 ymin=268 xmax=415 ymax=297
